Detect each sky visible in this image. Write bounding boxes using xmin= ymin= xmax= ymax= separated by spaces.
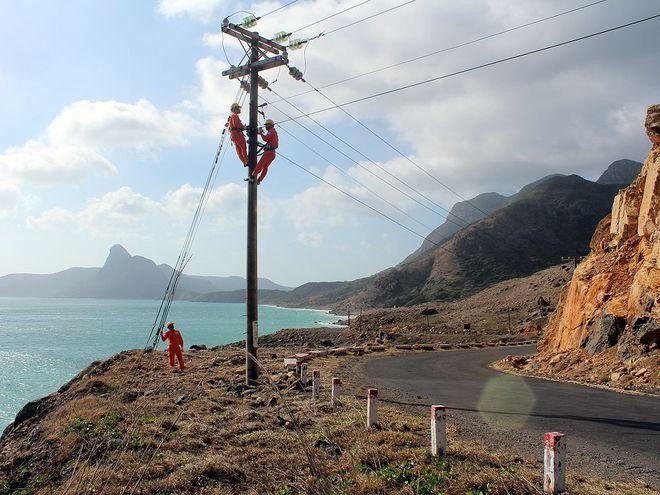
xmin=1 ymin=0 xmax=658 ymax=287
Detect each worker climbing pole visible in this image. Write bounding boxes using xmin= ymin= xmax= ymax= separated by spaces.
xmin=228 ymin=102 xmax=248 ymax=166
xmin=251 ymin=119 xmax=279 ymax=184
xmin=221 ymin=17 xmax=288 ymax=384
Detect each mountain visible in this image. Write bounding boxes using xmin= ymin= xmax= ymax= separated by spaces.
xmin=350 ymin=175 xmax=623 ymax=307
xmin=0 ymin=245 xmax=291 ymax=299
xmin=596 ymin=159 xmax=643 ymax=185
xmin=403 ymin=192 xmax=509 ymax=262
xmin=238 ymin=165 xmax=633 ymax=310
xmin=403 ymin=175 xmax=565 ymax=263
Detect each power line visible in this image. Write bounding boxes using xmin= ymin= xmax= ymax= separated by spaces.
xmin=277 ymin=13 xmax=660 ymax=123
xmin=290 ymin=0 xmax=373 ymax=34
xmin=274 ymin=118 xmax=436 ymax=232
xmin=265 ymin=88 xmax=471 ymax=227
xmin=279 ymin=151 xmax=453 ymax=254
xmin=317 ymin=0 xmax=416 ymax=38
xmin=302 ymin=79 xmax=492 ymax=217
xmin=262 ymin=94 xmax=459 ymax=221
xmin=275 ymin=0 xmax=609 ymax=102
xmin=287 ymin=0 xmax=416 ymax=45
xmin=260 ymin=0 xmax=300 ymax=18
xmin=264 ymin=92 xmax=519 ymax=259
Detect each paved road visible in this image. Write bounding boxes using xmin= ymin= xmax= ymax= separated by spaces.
xmin=361 ymin=346 xmax=660 ymax=486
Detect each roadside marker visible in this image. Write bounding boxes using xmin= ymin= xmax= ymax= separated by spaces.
xmin=544 ymin=432 xmax=566 ymax=494
xmin=331 ymin=377 xmax=342 ymax=407
xmin=312 ymin=369 xmax=320 ymax=399
xmin=366 ymin=388 xmax=379 ymax=428
xmin=431 ymin=405 xmax=447 ymax=456
xmin=299 ymin=363 xmax=308 ymax=386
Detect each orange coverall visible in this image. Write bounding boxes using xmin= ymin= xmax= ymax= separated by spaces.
xmin=229 ymin=113 xmax=248 ymax=165
xmin=162 ymin=328 xmax=185 ymax=370
xmin=252 ymin=128 xmax=279 ymax=183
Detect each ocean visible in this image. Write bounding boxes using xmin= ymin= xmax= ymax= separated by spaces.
xmin=0 ymin=297 xmax=338 ymax=432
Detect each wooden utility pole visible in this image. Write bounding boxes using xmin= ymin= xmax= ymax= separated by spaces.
xmin=221 ymin=20 xmax=288 ymax=385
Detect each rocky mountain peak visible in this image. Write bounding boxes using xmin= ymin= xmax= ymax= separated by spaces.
xmin=103 ymin=244 xmax=132 ymax=268
xmin=596 ymin=159 xmax=643 ymax=185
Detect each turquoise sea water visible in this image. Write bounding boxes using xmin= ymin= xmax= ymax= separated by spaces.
xmin=1 ymin=297 xmax=337 ymax=432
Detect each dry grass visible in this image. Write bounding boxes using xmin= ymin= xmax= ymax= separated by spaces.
xmin=0 ymin=348 xmax=656 ymax=495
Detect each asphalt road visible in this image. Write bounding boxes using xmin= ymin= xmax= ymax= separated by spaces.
xmin=361 ymin=346 xmax=660 ymax=487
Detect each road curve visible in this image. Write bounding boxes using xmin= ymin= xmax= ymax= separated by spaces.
xmin=361 ymin=346 xmax=660 ymax=487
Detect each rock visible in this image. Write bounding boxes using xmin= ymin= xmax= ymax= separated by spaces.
xmin=175 ymin=395 xmax=189 ymax=405
xmin=581 ymin=313 xmax=626 ymax=356
xmin=539 ymin=105 xmax=659 ymax=382
xmin=189 ymin=344 xmax=207 ymax=351
xmin=633 ymin=367 xmax=648 ymax=377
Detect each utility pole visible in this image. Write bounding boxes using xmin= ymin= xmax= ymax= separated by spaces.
xmin=221 ymin=20 xmax=288 ymax=385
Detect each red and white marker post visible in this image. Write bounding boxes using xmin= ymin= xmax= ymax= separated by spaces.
xmin=312 ymin=369 xmax=320 ymax=399
xmin=331 ymin=377 xmax=342 ymax=407
xmin=366 ymin=388 xmax=379 ymax=428
xmin=544 ymin=432 xmax=566 ymax=494
xmin=431 ymin=405 xmax=447 ymax=456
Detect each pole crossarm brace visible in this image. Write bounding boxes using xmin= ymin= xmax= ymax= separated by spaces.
xmin=222 ymin=54 xmax=289 ymax=79
xmin=221 ymin=20 xmax=285 ymax=54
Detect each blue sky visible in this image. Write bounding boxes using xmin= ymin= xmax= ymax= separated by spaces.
xmin=1 ymin=0 xmax=659 ymax=286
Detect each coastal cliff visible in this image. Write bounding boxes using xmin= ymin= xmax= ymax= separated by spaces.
xmin=533 ymin=105 xmax=659 ymax=391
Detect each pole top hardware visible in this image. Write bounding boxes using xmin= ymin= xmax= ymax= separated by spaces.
xmin=221 ymin=21 xmax=286 ymax=55
xmin=222 ymin=53 xmax=289 ymax=79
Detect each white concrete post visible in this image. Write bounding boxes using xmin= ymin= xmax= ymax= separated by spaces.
xmin=299 ymin=363 xmax=308 ymax=386
xmin=544 ymin=432 xmax=566 ymax=494
xmin=312 ymin=370 xmax=320 ymax=399
xmin=331 ymin=377 xmax=342 ymax=407
xmin=431 ymin=405 xmax=447 ymax=456
xmin=366 ymin=388 xmax=379 ymax=428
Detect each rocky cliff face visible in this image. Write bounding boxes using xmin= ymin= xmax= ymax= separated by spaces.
xmin=536 ymin=105 xmax=659 ymax=390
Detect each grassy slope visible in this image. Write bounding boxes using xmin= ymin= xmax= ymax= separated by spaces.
xmin=0 ymin=348 xmax=655 ymax=495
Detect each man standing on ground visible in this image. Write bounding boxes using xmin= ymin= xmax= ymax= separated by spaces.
xmin=162 ymin=322 xmax=186 ymax=371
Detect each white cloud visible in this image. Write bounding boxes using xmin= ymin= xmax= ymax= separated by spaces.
xmin=0 ymin=181 xmax=20 ymax=217
xmin=26 ymin=207 xmax=76 ymax=231
xmin=78 ymin=186 xmax=162 ymax=234
xmin=47 ymin=99 xmax=199 ymax=151
xmin=0 ymin=140 xmax=117 ymax=186
xmin=202 ymin=32 xmax=223 ymax=48
xmin=157 ymin=0 xmax=222 ymax=21
xmin=296 ymin=231 xmax=323 ymax=247
xmin=0 ymin=98 xmax=200 ymax=187
xmin=26 ymin=182 xmax=250 ymax=236
xmin=163 ymin=182 xmax=246 ymax=224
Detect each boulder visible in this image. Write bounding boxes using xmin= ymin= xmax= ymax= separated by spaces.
xmin=581 ymin=313 xmax=625 ymax=355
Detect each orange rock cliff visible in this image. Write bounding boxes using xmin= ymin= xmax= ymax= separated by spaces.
xmin=539 ymin=104 xmax=659 ymax=362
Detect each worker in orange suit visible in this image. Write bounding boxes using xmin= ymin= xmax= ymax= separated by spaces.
xmin=228 ymin=103 xmax=248 ymax=166
xmin=251 ymin=119 xmax=278 ymax=184
xmin=161 ymin=322 xmax=185 ymax=371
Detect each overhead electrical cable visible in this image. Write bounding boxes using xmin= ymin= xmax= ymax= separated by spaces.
xmin=262 ymin=94 xmax=464 ymax=223
xmin=289 ymin=0 xmax=373 ymax=34
xmin=277 ymin=13 xmax=660 ymax=123
xmin=274 ymin=0 xmax=609 ymax=102
xmin=278 ymin=151 xmax=456 ymax=255
xmin=273 ymin=114 xmax=436 ymax=232
xmin=302 ymin=79 xmax=493 ymax=217
xmin=267 ymin=87 xmax=475 ymax=226
xmin=312 ymin=0 xmax=416 ymax=39
xmin=260 ymin=0 xmax=300 ymax=18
